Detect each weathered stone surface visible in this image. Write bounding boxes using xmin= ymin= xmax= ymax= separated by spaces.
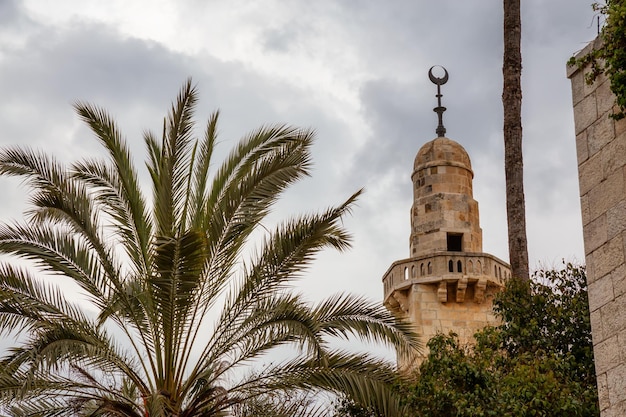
xmin=618 ymin=328 xmax=626 ymax=366
xmin=587 ymin=171 xmax=625 ymax=223
xmin=607 ymin=363 xmax=626 ymax=406
xmin=598 ymin=373 xmax=610 ymax=412
xmin=580 ymin=194 xmax=591 ymax=226
xmin=615 ymin=114 xmax=626 ymax=137
xmin=602 ymin=131 xmax=626 ymax=177
xmin=598 ymin=80 xmax=617 ymax=116
xmin=600 ymin=294 xmax=626 ymax=337
xmin=589 ymin=114 xmax=615 ymax=157
xmin=595 ymin=335 xmax=620 ymax=374
xmin=608 ymin=200 xmax=626 ymax=240
xmin=570 ymin=41 xmax=626 ymax=417
xmin=588 ymin=277 xmax=615 ymax=314
xmin=591 ymin=308 xmax=604 ymax=344
xmin=576 ymin=131 xmax=589 ymax=163
xmin=584 ymin=214 xmax=607 ymax=254
xmin=578 ymin=152 xmax=604 ymax=197
xmin=569 ymin=68 xmax=586 ymax=106
xmin=605 ymin=400 xmax=626 ymax=417
xmin=420 ymin=309 xmax=437 ymax=320
xmin=574 ymin=93 xmax=598 ymax=135
xmin=590 ymin=235 xmax=624 ymax=278
xmin=612 ymin=264 xmax=626 ymax=298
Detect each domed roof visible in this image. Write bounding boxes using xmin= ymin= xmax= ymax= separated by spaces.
xmin=414 ymin=137 xmax=472 ymax=173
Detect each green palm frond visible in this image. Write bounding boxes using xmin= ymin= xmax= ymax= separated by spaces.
xmin=0 ymin=147 xmax=122 ymax=303
xmin=203 ymin=124 xmax=313 ymax=283
xmin=0 ymin=80 xmax=418 ymax=417
xmin=0 ymin=225 xmax=109 ymax=306
xmin=0 ymin=265 xmax=88 ymax=334
xmin=0 ymin=148 xmax=106 ymax=260
xmin=312 ymin=292 xmax=420 ymax=357
xmin=7 ymin=398 xmax=70 ymax=417
xmin=146 ymin=78 xmax=197 ymax=238
xmin=0 ymin=146 xmax=65 ymax=191
xmin=212 ymin=189 xmax=362 ymax=341
xmin=211 ymin=293 xmax=321 ymax=371
xmin=73 ymin=101 xmax=152 ymax=274
xmin=189 ymin=111 xmax=218 ymax=230
xmin=72 ymin=158 xmax=152 ymax=278
xmin=229 ymin=351 xmax=402 ymax=417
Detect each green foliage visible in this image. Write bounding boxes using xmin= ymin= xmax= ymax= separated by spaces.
xmin=0 ymin=80 xmax=420 ymax=417
xmin=569 ymin=0 xmax=626 ymax=119
xmin=402 ymin=263 xmax=599 ymax=417
xmin=494 ymin=265 xmax=596 ymax=385
xmin=334 ymin=396 xmax=381 ymax=417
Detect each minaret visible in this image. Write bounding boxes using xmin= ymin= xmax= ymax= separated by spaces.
xmin=383 ymin=67 xmax=511 ymax=365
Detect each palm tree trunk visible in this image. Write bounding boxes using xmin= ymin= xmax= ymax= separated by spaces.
xmin=503 ymin=0 xmax=529 ymax=280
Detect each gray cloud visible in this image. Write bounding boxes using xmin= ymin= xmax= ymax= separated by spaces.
xmin=0 ymin=0 xmax=597 ymax=304
xmin=0 ymin=0 xmax=20 ymax=25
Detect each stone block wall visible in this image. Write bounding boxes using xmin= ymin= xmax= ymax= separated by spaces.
xmin=382 ymin=252 xmax=509 ymax=364
xmin=568 ymin=38 xmax=626 ymax=416
xmin=406 ymin=282 xmax=500 ymax=352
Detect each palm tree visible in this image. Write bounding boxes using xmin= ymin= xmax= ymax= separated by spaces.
xmin=0 ymin=80 xmax=418 ymax=417
xmin=503 ymin=0 xmax=529 ymax=280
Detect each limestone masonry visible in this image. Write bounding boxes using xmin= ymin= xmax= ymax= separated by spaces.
xmin=568 ymin=38 xmax=626 ymax=417
xmin=383 ymin=135 xmax=510 ymax=366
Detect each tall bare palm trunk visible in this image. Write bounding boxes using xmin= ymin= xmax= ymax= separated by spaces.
xmin=503 ymin=0 xmax=529 ymax=280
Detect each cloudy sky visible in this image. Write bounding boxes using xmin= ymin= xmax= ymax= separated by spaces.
xmin=0 ymin=0 xmax=598 ymax=306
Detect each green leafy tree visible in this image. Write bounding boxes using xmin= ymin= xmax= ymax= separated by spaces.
xmin=402 ymin=263 xmax=598 ymax=417
xmin=0 ymin=80 xmax=419 ymax=417
xmin=494 ymin=264 xmax=595 ymax=386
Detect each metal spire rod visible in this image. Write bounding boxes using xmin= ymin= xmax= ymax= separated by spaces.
xmin=429 ymin=65 xmax=449 ymax=137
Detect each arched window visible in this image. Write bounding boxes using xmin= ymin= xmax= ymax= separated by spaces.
xmin=494 ymin=265 xmax=498 ymax=276
xmin=448 ymin=260 xmax=454 ymax=272
xmin=412 ymin=265 xmax=416 ymax=278
xmin=457 ymin=260 xmax=462 ymax=273
xmin=420 ymin=263 xmax=425 ymax=276
xmin=404 ymin=267 xmax=409 ymax=280
xmin=428 ymin=262 xmax=432 ymax=274
xmin=498 ymin=266 xmax=502 ymax=279
xmin=477 ymin=260 xmax=482 ymax=274
xmin=468 ymin=260 xmax=474 ymax=274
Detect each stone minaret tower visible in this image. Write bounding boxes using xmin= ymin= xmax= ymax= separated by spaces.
xmin=382 ymin=67 xmax=511 ymax=364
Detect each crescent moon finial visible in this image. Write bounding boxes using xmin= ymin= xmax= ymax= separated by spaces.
xmin=429 ymin=65 xmax=449 ymax=86
xmin=429 ymin=65 xmax=448 ymax=137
